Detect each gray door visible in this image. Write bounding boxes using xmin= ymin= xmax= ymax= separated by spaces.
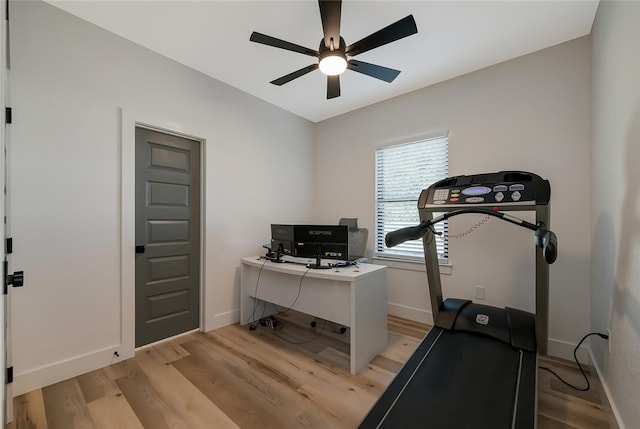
xmin=135 ymin=127 xmax=200 ymax=347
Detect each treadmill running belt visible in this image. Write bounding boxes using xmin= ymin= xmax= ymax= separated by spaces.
xmin=367 ymin=331 xmax=522 ymax=429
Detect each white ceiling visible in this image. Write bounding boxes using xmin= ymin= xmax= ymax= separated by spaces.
xmin=46 ymin=0 xmax=599 ymax=123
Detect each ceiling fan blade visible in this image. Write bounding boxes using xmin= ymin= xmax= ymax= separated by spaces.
xmin=346 ymin=15 xmax=417 ymax=57
xmin=270 ymin=64 xmax=319 ymax=86
xmin=327 ymin=75 xmax=340 ymax=99
xmin=319 ymin=0 xmax=342 ymax=49
xmin=347 ymin=60 xmax=401 ymax=83
xmin=250 ymin=32 xmax=319 ymax=57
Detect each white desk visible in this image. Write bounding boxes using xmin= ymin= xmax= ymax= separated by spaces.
xmin=240 ymin=257 xmax=388 ymax=374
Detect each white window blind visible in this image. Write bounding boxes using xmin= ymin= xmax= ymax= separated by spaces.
xmin=375 ymin=136 xmax=449 ymax=262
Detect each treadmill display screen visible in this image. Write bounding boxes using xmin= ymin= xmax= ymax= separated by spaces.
xmin=462 ymin=186 xmax=491 ymax=196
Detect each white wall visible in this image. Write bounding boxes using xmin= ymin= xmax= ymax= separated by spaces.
xmin=9 ymin=1 xmax=313 ymax=395
xmin=591 ymin=2 xmax=640 ymax=428
xmin=313 ymin=37 xmax=592 ymax=360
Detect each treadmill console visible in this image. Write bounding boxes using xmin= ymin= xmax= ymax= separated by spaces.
xmin=419 ymin=171 xmax=550 ymax=208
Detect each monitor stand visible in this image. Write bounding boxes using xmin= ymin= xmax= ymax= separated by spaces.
xmin=306 ymin=251 xmax=332 ymax=269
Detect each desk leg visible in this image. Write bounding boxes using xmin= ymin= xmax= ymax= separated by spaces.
xmin=350 ymin=271 xmax=388 ymax=374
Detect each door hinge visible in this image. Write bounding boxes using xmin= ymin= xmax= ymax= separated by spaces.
xmin=5 ymin=107 xmax=12 ymax=124
xmin=6 ymin=367 xmax=13 ymax=384
xmin=5 ymin=237 xmax=12 ymax=254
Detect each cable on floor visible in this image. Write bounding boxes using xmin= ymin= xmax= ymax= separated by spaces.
xmin=539 ymin=331 xmax=608 ymax=391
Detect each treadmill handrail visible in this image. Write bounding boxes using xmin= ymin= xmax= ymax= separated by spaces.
xmin=385 ymin=207 xmax=557 ymax=264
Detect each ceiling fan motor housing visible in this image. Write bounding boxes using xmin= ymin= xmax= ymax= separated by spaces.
xmin=319 ymin=36 xmax=347 ymax=56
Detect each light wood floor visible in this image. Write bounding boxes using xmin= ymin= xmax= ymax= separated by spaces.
xmin=7 ymin=313 xmax=613 ymax=429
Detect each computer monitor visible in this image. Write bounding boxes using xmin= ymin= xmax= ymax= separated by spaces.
xmin=270 ymin=224 xmax=349 ymax=261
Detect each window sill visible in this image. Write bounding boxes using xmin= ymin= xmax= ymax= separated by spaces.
xmin=372 ymin=256 xmax=452 ymax=275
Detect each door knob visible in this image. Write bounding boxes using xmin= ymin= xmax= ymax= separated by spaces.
xmin=135 ymin=245 xmax=146 ymax=254
xmin=7 ymin=270 xmax=24 ymax=287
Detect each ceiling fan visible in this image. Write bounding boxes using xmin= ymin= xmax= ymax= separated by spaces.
xmin=249 ymin=0 xmax=418 ymax=99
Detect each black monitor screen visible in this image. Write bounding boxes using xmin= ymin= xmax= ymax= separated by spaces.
xmin=270 ymin=224 xmax=349 ymax=260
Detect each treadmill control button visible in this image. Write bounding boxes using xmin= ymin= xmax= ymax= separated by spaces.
xmin=433 ymin=189 xmax=450 ymax=201
xmin=509 ymin=184 xmax=525 ymax=191
xmin=511 ymin=191 xmax=522 ymax=201
xmin=451 ymin=193 xmax=460 ymax=198
xmin=433 ymin=200 xmax=446 ymax=204
xmin=466 ymin=197 xmax=484 ymax=203
xmin=495 ymin=192 xmax=504 ymax=202
xmin=493 ymin=185 xmax=508 ymax=192
xmin=450 ymin=197 xmax=459 ymax=202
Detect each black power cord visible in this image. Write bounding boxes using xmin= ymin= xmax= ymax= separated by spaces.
xmin=248 ymin=259 xmax=269 ymax=330
xmin=249 ymin=264 xmax=310 ymax=331
xmin=539 ymin=332 xmax=608 ymax=392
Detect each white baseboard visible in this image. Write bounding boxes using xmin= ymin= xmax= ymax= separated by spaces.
xmin=547 ymin=337 xmax=591 ymax=364
xmin=589 ymin=348 xmax=625 ymax=429
xmin=387 ymin=302 xmax=433 ymax=325
xmin=13 ymin=344 xmax=133 ymax=397
xmin=204 ymin=308 xmax=239 ymax=332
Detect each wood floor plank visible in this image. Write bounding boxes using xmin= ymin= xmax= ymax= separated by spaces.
xmin=538 ymin=414 xmax=581 ymax=429
xmin=86 ymin=393 xmax=144 ymax=429
xmin=114 ymin=360 xmax=190 ymax=429
xmin=387 ymin=317 xmax=430 ymax=340
xmin=176 ymin=338 xmax=341 ymax=429
xmin=173 ymin=344 xmax=298 ymax=429
xmin=12 ymin=389 xmax=48 ymax=429
xmin=208 ymin=326 xmax=384 ymax=426
xmin=376 ymin=330 xmax=422 ymax=363
xmin=296 ymin=382 xmax=363 ymax=428
xmin=368 ymin=354 xmax=404 ymax=374
xmin=358 ymin=360 xmax=398 ymax=387
xmin=538 ymin=390 xmax=609 ymax=429
xmin=214 ymin=325 xmax=395 ymax=410
xmin=135 ymin=346 xmax=240 ymax=429
xmin=75 ymin=368 xmax=120 ymax=404
xmin=213 ymin=324 xmax=386 ymax=397
xmin=539 ymin=358 xmax=603 ymax=404
xmin=317 ymin=346 xmax=351 ymax=368
xmin=388 ymin=314 xmax=430 ymax=330
xmin=101 ymin=357 xmax=138 ymax=381
xmin=199 ymin=331 xmax=361 ymax=428
xmin=41 ymin=379 xmax=95 ymax=429
xmin=151 ymin=339 xmax=191 ymax=363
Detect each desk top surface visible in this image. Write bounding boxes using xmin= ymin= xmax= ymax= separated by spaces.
xmin=241 ymin=256 xmax=386 ymax=281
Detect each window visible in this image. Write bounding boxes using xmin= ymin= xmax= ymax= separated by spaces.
xmin=375 ymin=135 xmax=449 ymax=262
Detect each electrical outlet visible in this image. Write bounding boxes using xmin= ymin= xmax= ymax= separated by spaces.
xmin=607 ymin=328 xmax=612 ymax=354
xmin=475 ymin=285 xmax=485 ymax=300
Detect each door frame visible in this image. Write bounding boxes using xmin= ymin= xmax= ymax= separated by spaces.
xmin=120 ymin=108 xmax=206 ymax=357
xmin=2 ymin=0 xmax=10 ymax=422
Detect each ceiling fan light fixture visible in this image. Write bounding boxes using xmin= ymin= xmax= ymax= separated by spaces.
xmin=319 ymin=52 xmax=347 ymax=76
